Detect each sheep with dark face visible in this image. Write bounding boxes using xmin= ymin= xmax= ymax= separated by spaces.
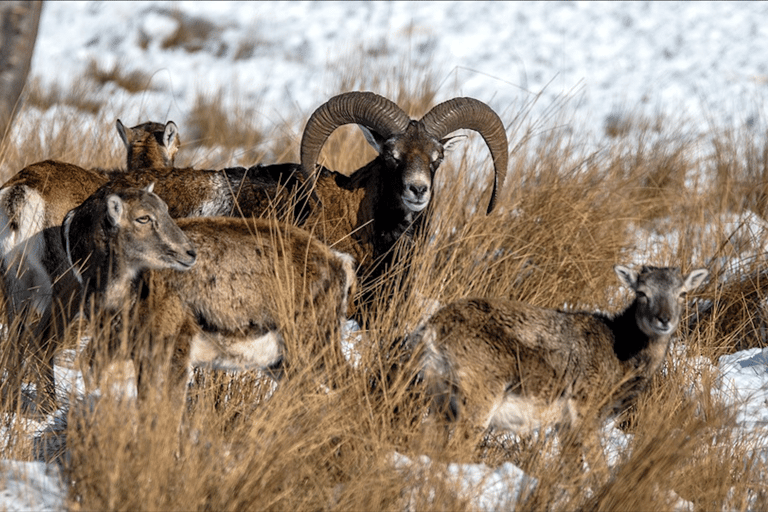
xmin=296 ymin=92 xmax=509 ymax=285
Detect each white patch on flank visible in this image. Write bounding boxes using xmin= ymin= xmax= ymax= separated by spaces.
xmin=486 ymin=395 xmax=570 ymax=434
xmin=191 ymin=175 xmax=234 ymax=217
xmin=0 ymin=187 xmax=52 ymax=315
xmin=193 ymin=197 xmax=230 ymax=217
xmin=189 ymin=330 xmax=283 ymax=371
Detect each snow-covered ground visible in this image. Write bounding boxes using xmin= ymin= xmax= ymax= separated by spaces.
xmin=26 ymin=2 xmax=768 ymax=148
xmin=4 ymin=1 xmax=768 ymax=510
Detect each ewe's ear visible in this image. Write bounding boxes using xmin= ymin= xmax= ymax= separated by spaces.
xmin=164 ymin=121 xmax=179 ymax=152
xmin=683 ymin=268 xmax=709 ymax=292
xmin=614 ymin=264 xmax=638 ymax=290
xmin=440 ymin=134 xmax=467 ymax=153
xmin=116 ymin=119 xmax=131 ymax=148
xmin=358 ymin=125 xmax=386 ymax=154
xmin=106 ymin=194 xmax=124 ymax=225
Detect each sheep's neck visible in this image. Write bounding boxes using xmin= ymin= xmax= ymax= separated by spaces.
xmin=609 ymin=301 xmax=670 ymax=373
xmin=86 ymin=244 xmax=141 ymax=314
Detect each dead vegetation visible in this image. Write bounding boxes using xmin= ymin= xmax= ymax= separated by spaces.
xmin=0 ymin=67 xmax=766 ymax=512
xmin=85 ymin=59 xmax=157 ymax=94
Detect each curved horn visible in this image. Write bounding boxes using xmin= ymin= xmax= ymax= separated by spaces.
xmin=420 ymin=98 xmax=508 ymax=214
xmin=300 ymin=91 xmax=411 ymax=190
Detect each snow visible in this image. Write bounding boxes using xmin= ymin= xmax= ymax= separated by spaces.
xmin=718 ymin=348 xmax=768 ymax=429
xmin=5 ymin=1 xmax=768 ymax=510
xmin=0 ymin=461 xmax=65 ymax=512
xmin=392 ymin=451 xmax=537 ymax=511
xmin=27 ymin=1 xmax=768 ymax=143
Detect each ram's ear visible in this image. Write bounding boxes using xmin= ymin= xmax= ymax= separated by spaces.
xmin=358 ymin=124 xmax=386 ymax=154
xmin=106 ymin=194 xmax=124 ymax=226
xmin=440 ymin=134 xmax=467 ymax=153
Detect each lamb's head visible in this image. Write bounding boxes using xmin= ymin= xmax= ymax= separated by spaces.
xmin=116 ymin=119 xmax=180 ymax=169
xmin=615 ymin=265 xmax=709 ymax=337
xmin=63 ymin=184 xmax=197 ymax=288
xmin=300 ymin=91 xmax=509 ymax=215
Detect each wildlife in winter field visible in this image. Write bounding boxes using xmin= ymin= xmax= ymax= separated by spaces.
xmin=0 ymin=2 xmax=766 ymax=511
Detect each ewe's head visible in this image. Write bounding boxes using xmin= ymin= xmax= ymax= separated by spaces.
xmin=64 ymin=184 xmax=196 ymax=287
xmin=615 ymin=265 xmax=709 ymax=337
xmin=116 ymin=119 xmax=180 ymax=169
xmin=103 ymin=184 xmax=197 ymax=273
xmin=300 ymin=91 xmax=509 ymax=215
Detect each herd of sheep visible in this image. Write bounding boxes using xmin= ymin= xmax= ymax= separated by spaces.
xmin=0 ymin=90 xmax=708 ymax=456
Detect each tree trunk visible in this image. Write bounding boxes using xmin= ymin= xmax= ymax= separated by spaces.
xmin=0 ymin=1 xmax=42 ymax=142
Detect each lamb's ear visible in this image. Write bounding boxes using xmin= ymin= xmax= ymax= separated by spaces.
xmin=106 ymin=194 xmax=124 ymax=225
xmin=358 ymin=125 xmax=386 ymax=154
xmin=614 ymin=264 xmax=638 ymax=290
xmin=116 ymin=119 xmax=130 ymax=148
xmin=683 ymin=268 xmax=709 ymax=292
xmin=440 ymin=134 xmax=467 ymax=153
xmin=163 ymin=121 xmax=179 ymax=152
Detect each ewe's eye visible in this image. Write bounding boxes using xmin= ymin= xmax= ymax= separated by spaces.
xmin=135 ymin=215 xmax=151 ymax=224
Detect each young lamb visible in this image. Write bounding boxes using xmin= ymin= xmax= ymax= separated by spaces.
xmin=410 ymin=265 xmax=709 ymax=447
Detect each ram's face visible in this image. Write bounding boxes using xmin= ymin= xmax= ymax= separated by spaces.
xmin=383 ymin=122 xmax=443 ymax=213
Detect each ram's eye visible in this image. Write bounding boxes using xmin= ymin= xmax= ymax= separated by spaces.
xmin=135 ymin=215 xmax=151 ymax=224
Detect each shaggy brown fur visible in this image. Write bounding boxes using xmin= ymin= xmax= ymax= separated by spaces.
xmin=116 ymin=119 xmax=180 ymax=170
xmin=64 ymin=185 xmax=356 ymax=401
xmin=411 ymin=265 xmax=709 ymax=447
xmin=0 ymin=120 xmax=184 ymax=411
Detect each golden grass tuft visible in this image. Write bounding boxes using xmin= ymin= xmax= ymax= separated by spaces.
xmin=24 ymin=77 xmax=103 ymax=116
xmin=183 ymin=87 xmax=300 ymax=169
xmin=159 ymin=10 xmax=221 ymax=55
xmin=0 ymin=66 xmax=766 ymax=511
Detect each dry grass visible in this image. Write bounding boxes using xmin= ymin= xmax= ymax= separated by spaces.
xmin=24 ymin=77 xmax=103 ymax=117
xmin=0 ymin=110 xmax=126 ymax=183
xmin=159 ymin=9 xmax=222 ymax=55
xmin=0 ymin=67 xmax=766 ymax=511
xmin=183 ymin=87 xmax=300 ymax=170
xmin=84 ymin=60 xmax=157 ymax=95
